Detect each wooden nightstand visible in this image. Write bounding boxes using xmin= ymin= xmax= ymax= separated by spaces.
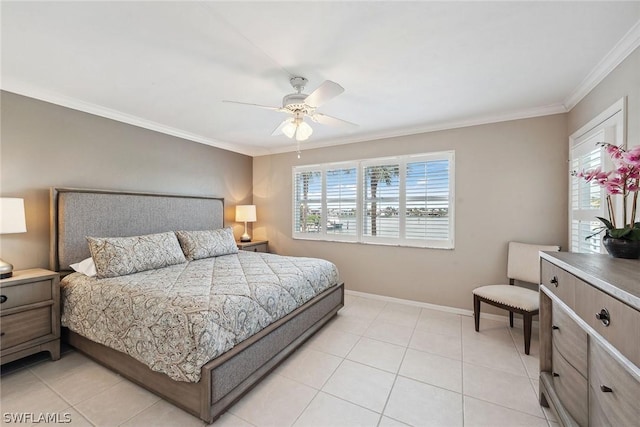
xmin=237 ymin=240 xmax=269 ymax=253
xmin=0 ymin=268 xmax=61 ymax=364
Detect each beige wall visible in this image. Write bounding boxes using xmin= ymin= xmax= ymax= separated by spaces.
xmin=254 ymin=114 xmax=568 ymax=310
xmin=0 ymin=91 xmax=253 ymax=271
xmin=568 ymin=46 xmax=640 ymax=148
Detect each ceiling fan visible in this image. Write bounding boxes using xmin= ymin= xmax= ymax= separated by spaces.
xmin=223 ymin=76 xmax=357 ymax=143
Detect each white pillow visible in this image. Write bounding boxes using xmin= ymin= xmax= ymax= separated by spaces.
xmin=70 ymin=257 xmax=97 ymax=277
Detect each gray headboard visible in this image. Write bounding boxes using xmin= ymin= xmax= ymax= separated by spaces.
xmin=50 ymin=188 xmax=224 ymax=273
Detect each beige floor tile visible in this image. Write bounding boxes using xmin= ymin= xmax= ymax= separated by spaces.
xmin=208 ymin=412 xmax=255 ymax=426
xmin=377 ymin=416 xmax=411 ymax=426
xmin=307 ymin=328 xmax=360 ymax=358
xmin=293 ymin=391 xmax=380 ymax=426
xmin=415 ymin=310 xmax=462 ymax=337
xmin=26 ymin=408 xmax=94 ymax=427
xmin=376 ymin=304 xmax=420 ymax=328
xmin=45 ymin=362 xmax=123 ymax=405
xmin=461 ymin=317 xmax=514 ymax=347
xmin=384 ymin=376 xmax=463 ymax=427
xmin=0 ymin=370 xmax=70 ymax=416
xmin=121 ymin=399 xmax=204 ymax=427
xmin=325 ymin=314 xmax=372 ymax=336
xmin=346 ymin=337 xmax=406 ymax=373
xmin=399 ymin=348 xmax=462 ymax=393
xmin=276 ymin=347 xmax=342 ymax=389
xmin=74 ymin=380 xmax=160 ymax=426
xmin=322 ymin=360 xmax=395 ymax=413
xmin=462 ymin=338 xmax=528 ymax=377
xmin=463 ymin=396 xmax=548 ymax=427
xmin=228 ymin=374 xmax=317 ymax=427
xmin=363 ymin=320 xmax=413 ymax=347
xmin=29 ymin=351 xmax=91 ymax=383
xmin=463 ymin=363 xmax=544 ymax=418
xmin=409 ymin=329 xmax=462 ymax=360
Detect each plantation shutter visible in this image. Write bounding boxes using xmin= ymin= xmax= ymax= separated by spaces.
xmin=405 ymin=159 xmax=451 ymax=241
xmin=570 ymin=131 xmax=606 ymax=254
xmin=293 ymin=169 xmax=322 ymax=235
xmin=326 ymin=167 xmax=357 ymax=237
xmin=363 ymin=163 xmax=401 ymax=239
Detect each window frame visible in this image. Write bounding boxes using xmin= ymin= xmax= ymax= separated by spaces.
xmin=292 ymin=151 xmax=455 ymax=249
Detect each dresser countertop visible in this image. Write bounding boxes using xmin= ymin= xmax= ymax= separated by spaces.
xmin=540 ymin=251 xmax=640 ymax=310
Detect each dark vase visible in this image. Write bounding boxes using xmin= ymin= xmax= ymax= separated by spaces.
xmin=602 ymin=235 xmax=640 ymax=259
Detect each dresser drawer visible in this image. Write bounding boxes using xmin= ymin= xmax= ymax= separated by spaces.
xmin=0 ymin=280 xmax=52 ymax=310
xmin=575 ymin=281 xmax=640 ymax=367
xmin=0 ymin=306 xmax=53 ymax=349
xmin=589 ymin=338 xmax=640 ymax=427
xmin=541 ymin=260 xmax=576 ymax=308
xmin=552 ymin=343 xmax=588 ymax=427
xmin=552 ymin=302 xmax=588 ymax=376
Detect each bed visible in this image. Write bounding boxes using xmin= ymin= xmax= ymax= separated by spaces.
xmin=50 ymin=188 xmax=344 ymax=423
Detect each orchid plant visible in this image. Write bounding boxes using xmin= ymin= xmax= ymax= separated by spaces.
xmin=572 ymin=143 xmax=640 ymax=241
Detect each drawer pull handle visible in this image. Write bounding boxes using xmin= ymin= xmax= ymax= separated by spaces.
xmin=553 ymin=372 xmax=559 ymax=377
xmin=552 ymin=325 xmax=560 ymax=330
xmin=600 ymin=385 xmax=613 ymax=393
xmin=0 ymin=332 xmax=4 ymax=337
xmin=0 ymin=295 xmax=6 ymax=303
xmin=595 ymin=308 xmax=610 ymax=326
xmin=550 ymin=276 xmax=558 ymax=287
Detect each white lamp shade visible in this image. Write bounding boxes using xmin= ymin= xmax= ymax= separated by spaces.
xmin=296 ymin=121 xmax=313 ymax=141
xmin=0 ymin=198 xmax=27 ymax=234
xmin=235 ymin=205 xmax=257 ymax=222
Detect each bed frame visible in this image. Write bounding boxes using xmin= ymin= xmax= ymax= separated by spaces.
xmin=50 ymin=188 xmax=344 ymax=423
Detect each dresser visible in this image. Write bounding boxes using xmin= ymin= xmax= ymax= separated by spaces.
xmin=0 ymin=269 xmax=61 ymax=364
xmin=539 ymin=252 xmax=640 ymax=426
xmin=237 ymin=240 xmax=268 ymax=253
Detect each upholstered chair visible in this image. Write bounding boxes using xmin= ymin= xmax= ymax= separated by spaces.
xmin=473 ymin=242 xmax=560 ymax=355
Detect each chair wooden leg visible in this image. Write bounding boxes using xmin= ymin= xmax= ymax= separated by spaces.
xmin=523 ymin=313 xmax=532 ymax=355
xmin=473 ymin=294 xmax=480 ymax=332
xmin=509 ymin=311 xmax=514 ymax=328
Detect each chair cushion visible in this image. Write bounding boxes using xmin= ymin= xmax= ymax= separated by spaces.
xmin=472 ymin=285 xmax=539 ymax=311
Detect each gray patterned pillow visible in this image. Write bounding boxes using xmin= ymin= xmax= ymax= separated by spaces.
xmin=87 ymin=232 xmax=187 ymax=279
xmin=175 ymin=227 xmax=239 ymax=260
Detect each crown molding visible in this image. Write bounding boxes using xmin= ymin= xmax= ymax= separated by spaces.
xmin=1 ymin=83 xmax=268 ymax=157
xmin=564 ymin=19 xmax=640 ymax=110
xmin=265 ymin=102 xmax=568 ymax=156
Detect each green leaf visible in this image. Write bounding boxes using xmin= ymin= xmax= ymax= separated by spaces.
xmin=626 ymin=228 xmax=640 ymax=241
xmin=596 ymin=217 xmax=614 ymax=229
xmin=608 ymin=228 xmax=632 ymax=239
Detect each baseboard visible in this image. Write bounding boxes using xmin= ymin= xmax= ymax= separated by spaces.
xmin=344 ymin=289 xmax=539 ymax=329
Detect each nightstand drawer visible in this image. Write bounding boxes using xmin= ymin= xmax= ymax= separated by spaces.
xmin=1 ymin=306 xmax=53 ymax=349
xmin=541 ymin=260 xmax=576 ymax=308
xmin=552 ymin=301 xmax=587 ymax=376
xmin=575 ymin=280 xmax=640 ymax=367
xmin=589 ymin=338 xmax=640 ymax=427
xmin=552 ymin=343 xmax=588 ymax=427
xmin=0 ymin=280 xmax=52 ymax=310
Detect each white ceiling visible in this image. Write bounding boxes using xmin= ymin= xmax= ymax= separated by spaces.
xmin=2 ymin=1 xmax=640 ymax=157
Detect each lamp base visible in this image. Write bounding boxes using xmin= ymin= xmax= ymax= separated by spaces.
xmin=0 ymin=258 xmax=14 ymax=279
xmin=240 ymin=234 xmax=251 ymax=243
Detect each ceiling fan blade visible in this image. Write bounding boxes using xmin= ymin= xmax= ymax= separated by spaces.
xmin=310 ymin=113 xmax=358 ymax=128
xmin=304 ymin=80 xmax=345 ymax=108
xmin=271 ymin=118 xmax=292 ymax=136
xmin=222 ymin=100 xmax=284 ymax=111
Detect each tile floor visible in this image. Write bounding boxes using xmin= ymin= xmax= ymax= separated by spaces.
xmin=0 ymin=293 xmax=559 ymax=426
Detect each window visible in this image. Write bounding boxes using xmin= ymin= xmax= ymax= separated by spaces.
xmin=293 ymin=151 xmax=455 ymax=249
xmin=569 ymin=98 xmax=625 ymax=254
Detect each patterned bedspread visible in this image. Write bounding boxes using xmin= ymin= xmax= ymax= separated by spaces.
xmin=60 ymin=251 xmax=339 ymax=382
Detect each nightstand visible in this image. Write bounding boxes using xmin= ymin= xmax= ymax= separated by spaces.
xmin=237 ymin=240 xmax=269 ymax=253
xmin=0 ymin=268 xmax=60 ymax=364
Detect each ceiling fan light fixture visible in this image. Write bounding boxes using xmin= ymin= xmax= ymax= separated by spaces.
xmin=295 ymin=121 xmax=313 ymax=141
xmin=282 ymin=120 xmax=296 ymax=138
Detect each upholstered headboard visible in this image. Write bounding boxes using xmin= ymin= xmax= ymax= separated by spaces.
xmin=50 ymin=188 xmax=224 ymax=273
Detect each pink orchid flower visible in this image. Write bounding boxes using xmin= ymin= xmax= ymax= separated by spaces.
xmin=623 ymin=145 xmax=640 ymax=167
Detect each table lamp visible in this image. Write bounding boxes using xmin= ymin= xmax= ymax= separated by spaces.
xmin=235 ymin=205 xmax=256 ymax=242
xmin=0 ymin=198 xmax=27 ymax=279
